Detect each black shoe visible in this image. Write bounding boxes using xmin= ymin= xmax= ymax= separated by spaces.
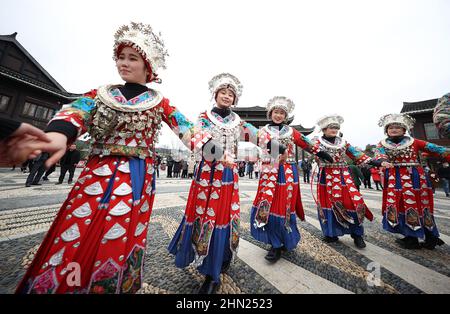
xmin=25 ymin=184 xmax=31 ymax=187
xmin=31 ymin=182 xmax=42 ymax=186
xmin=280 ymin=245 xmax=288 ymax=252
xmin=396 ymin=236 xmax=420 ymax=250
xmin=68 ymin=181 xmax=73 ymax=184
xmin=198 ymin=276 xmax=211 ymax=294
xmin=352 ymin=235 xmax=366 ymax=249
xmin=55 ymin=182 xmax=62 ymax=185
xmin=42 ymin=177 xmax=49 ymax=181
xmin=323 ymin=236 xmax=339 ymax=243
xmin=265 ymin=247 xmax=282 ymax=262
xmin=422 ymin=233 xmax=445 ymax=250
xmin=197 ymin=276 xmax=219 ymax=294
xmin=221 ymin=261 xmax=231 ymax=274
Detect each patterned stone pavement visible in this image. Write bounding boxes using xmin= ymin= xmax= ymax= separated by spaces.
xmin=0 ymin=168 xmax=449 ymax=294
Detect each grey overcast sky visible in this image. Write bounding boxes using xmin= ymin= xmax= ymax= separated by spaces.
xmin=1 ymin=0 xmax=449 ymax=149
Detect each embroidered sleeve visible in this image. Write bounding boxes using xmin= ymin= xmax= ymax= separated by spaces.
xmin=292 ymin=129 xmax=319 ymax=153
xmin=160 ymin=98 xmax=196 ymax=150
xmin=191 ymin=112 xmax=214 ymax=153
xmin=345 ymin=143 xmax=371 ymax=165
xmin=312 ymin=137 xmax=322 ymax=154
xmin=257 ymin=129 xmax=271 ymax=150
xmin=415 ymin=139 xmax=450 ymax=161
xmin=50 ymin=89 xmax=97 ymax=137
xmin=373 ymin=142 xmax=388 ymax=161
xmin=240 ymin=120 xmax=259 ymax=144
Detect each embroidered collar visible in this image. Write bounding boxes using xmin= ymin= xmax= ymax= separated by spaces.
xmin=211 ymin=106 xmax=232 ymax=118
xmin=97 ymin=84 xmax=163 ymax=112
xmin=381 ymin=136 xmax=414 ymax=150
xmin=119 ymin=82 xmax=148 ymax=100
xmin=206 ymin=108 xmax=241 ymax=129
xmin=263 ymin=124 xmax=293 ymax=139
xmin=318 ymin=136 xmax=346 ymax=149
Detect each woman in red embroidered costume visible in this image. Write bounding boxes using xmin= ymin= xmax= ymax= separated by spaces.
xmin=374 ymin=113 xmax=449 ymax=250
xmin=168 ymin=73 xmax=259 ymax=294
xmin=15 ymin=22 xmax=195 ymax=294
xmin=312 ymin=115 xmax=383 ymax=248
xmin=250 ymin=97 xmax=332 ymax=262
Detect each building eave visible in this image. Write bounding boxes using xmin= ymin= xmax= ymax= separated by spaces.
xmin=0 ymin=70 xmax=79 ymax=100
xmin=0 ymin=33 xmax=67 ymax=93
xmin=401 ymin=108 xmax=434 ymax=115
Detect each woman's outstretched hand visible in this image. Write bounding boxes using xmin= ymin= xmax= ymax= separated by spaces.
xmin=1 ymin=123 xmax=52 ymax=165
xmin=42 ymin=132 xmax=69 ymax=168
xmin=3 ymin=131 xmax=68 ymax=167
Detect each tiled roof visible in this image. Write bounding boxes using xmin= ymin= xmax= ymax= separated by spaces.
xmin=0 ymin=65 xmax=80 ymax=100
xmin=401 ymin=99 xmax=438 ymax=114
xmin=0 ymin=33 xmax=80 ymax=100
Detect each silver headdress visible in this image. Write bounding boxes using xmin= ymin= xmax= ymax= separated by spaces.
xmin=317 ymin=114 xmax=344 ymax=130
xmin=378 ymin=113 xmax=415 ymax=134
xmin=113 ymin=22 xmax=169 ymax=80
xmin=208 ymin=73 xmax=243 ymax=105
xmin=266 ymin=96 xmax=295 ymax=120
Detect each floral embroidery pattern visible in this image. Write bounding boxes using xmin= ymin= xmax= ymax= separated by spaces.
xmin=110 ymin=88 xmax=157 ymax=106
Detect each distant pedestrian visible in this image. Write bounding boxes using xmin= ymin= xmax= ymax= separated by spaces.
xmin=55 ymin=144 xmax=80 ymax=185
xmin=187 ymin=157 xmax=196 ymax=179
xmin=42 ymin=164 xmax=56 ymax=181
xmin=173 ymin=160 xmax=181 ymax=178
xmin=181 ymin=159 xmax=188 ymax=178
xmin=437 ymin=162 xmax=450 ymax=197
xmin=155 ymin=154 xmax=161 ymax=178
xmin=25 ymin=152 xmax=50 ymax=187
xmin=370 ymin=167 xmax=383 ymax=190
xmin=247 ymin=161 xmax=254 ymax=179
xmin=361 ymin=165 xmax=372 ymax=189
xmin=254 ymin=161 xmax=260 ymax=179
xmin=167 ymin=157 xmax=174 ymax=178
xmin=301 ymin=159 xmax=312 ymax=183
xmin=238 ymin=161 xmax=246 ymax=177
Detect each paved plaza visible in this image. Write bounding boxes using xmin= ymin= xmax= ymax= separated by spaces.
xmin=0 ymin=168 xmax=449 ymax=294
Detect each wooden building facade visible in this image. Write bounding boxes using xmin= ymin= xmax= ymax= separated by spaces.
xmin=0 ymin=33 xmax=79 ymax=130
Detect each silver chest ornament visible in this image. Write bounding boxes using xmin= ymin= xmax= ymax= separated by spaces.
xmin=263 ymin=125 xmax=294 ymax=159
xmin=206 ymin=110 xmax=242 ymax=156
xmin=210 ymin=124 xmax=241 ymax=156
xmin=279 ymin=136 xmax=294 ymax=156
xmin=384 ymin=146 xmax=414 ymax=161
xmin=381 ymin=137 xmax=415 ymax=162
xmin=319 ymin=138 xmax=346 ymax=162
xmin=89 ymin=100 xmax=164 ymax=148
xmin=324 ymin=145 xmax=346 ymax=161
xmin=90 ymin=100 xmax=119 ymax=141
